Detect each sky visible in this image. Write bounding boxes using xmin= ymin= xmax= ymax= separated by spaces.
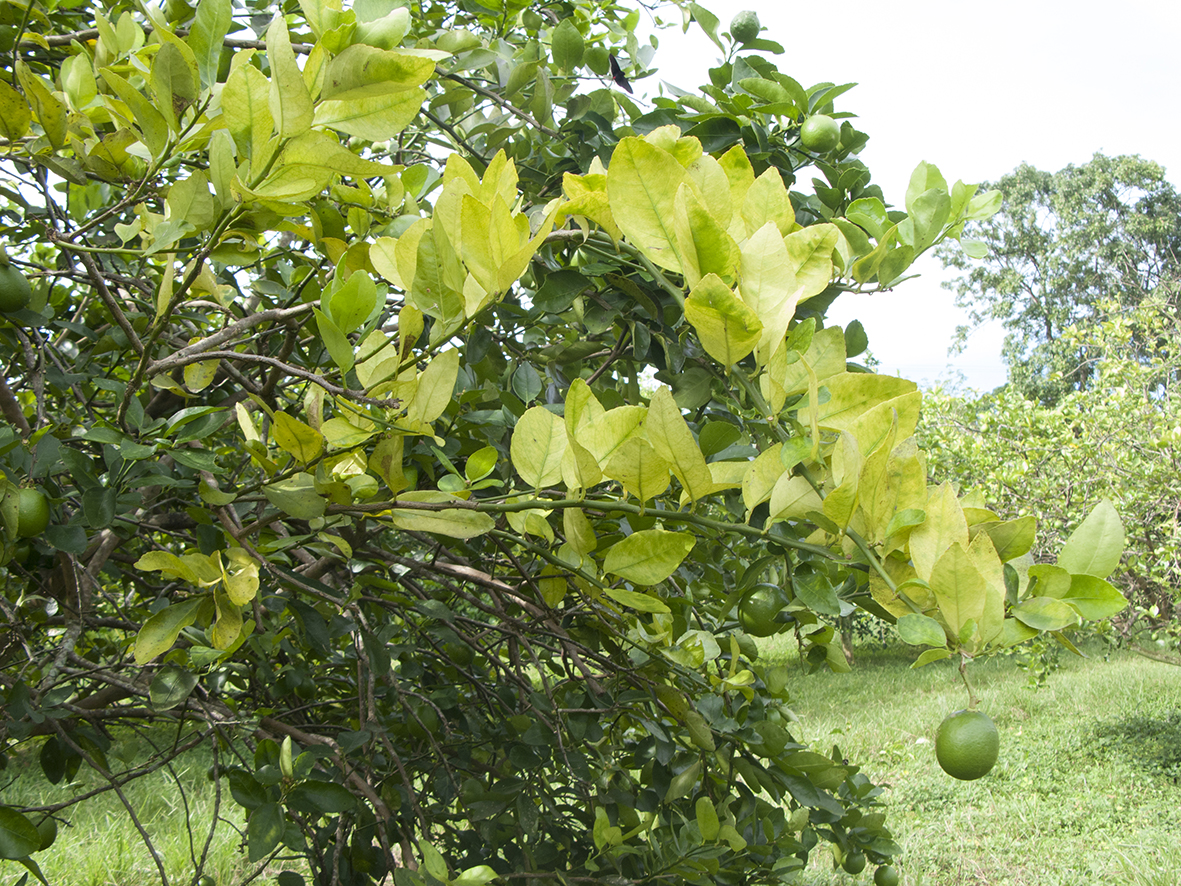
xmin=643 ymin=0 xmax=1181 ymax=391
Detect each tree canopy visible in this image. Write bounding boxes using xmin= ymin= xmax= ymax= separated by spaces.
xmin=937 ymin=153 xmax=1181 ymax=404
xmin=0 ymin=2 xmax=1126 ymax=885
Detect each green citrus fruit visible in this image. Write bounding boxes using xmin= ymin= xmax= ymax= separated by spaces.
xmin=0 ymin=262 xmax=31 ymax=313
xmin=799 ymin=115 xmax=841 ymax=153
xmin=874 ymin=865 xmax=901 ymax=886
xmin=843 ymin=850 xmax=867 ymax=874
xmin=935 ymin=709 xmax=999 ymax=780
xmin=738 ymin=585 xmax=789 ymax=637
xmin=729 ymin=11 xmax=761 ymax=44
xmin=17 ymin=487 xmax=49 ymax=538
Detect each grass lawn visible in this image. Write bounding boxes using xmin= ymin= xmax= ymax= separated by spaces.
xmin=3 ymin=642 xmax=1178 ymax=885
xmin=770 ymin=641 xmax=1181 ymax=886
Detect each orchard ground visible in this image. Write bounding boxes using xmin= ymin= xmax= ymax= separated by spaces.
xmin=7 ymin=639 xmax=1179 ymax=886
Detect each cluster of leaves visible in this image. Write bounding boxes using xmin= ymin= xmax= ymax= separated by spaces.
xmin=0 ymin=1 xmax=1126 ymax=885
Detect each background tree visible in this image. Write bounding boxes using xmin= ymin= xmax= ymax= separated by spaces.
xmin=0 ymin=2 xmax=1124 ymax=885
xmin=921 ymin=290 xmax=1181 ymax=655
xmin=938 ymin=153 xmax=1181 ymax=404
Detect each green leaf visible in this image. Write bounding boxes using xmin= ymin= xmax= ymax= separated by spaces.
xmin=905 ymin=161 xmax=949 ymax=214
xmin=696 ymin=796 xmax=720 ymax=842
xmin=793 ymin=571 xmax=842 ymax=617
xmin=151 ymin=42 xmax=198 ymax=131
xmin=1011 ymin=596 xmax=1081 ymax=632
xmin=550 ymin=19 xmax=584 ymax=71
xmin=314 ymin=308 xmax=355 ymax=373
xmin=288 ymin=781 xmax=356 ymax=814
xmin=264 ymin=473 xmax=328 ymax=520
xmin=998 ymin=617 xmax=1040 ymax=648
xmin=149 ymin=664 xmax=200 ymax=710
xmin=326 ymin=270 xmax=379 ymax=335
xmin=533 ymin=269 xmax=589 ymax=313
xmin=911 ymin=648 xmax=951 ymax=668
xmin=134 ymin=598 xmax=204 ymax=664
xmin=604 ymin=587 xmax=670 ymax=613
xmin=603 ymin=529 xmax=695 ymax=586
xmin=0 ymin=806 xmax=40 ymax=859
xmin=896 ymin=613 xmax=947 ymax=648
xmin=688 ymin=2 xmax=724 ymax=51
xmin=980 ymin=515 xmax=1036 ymax=561
xmin=419 ymin=839 xmax=449 ymax=882
xmin=1062 ymin=574 xmax=1128 ymax=620
xmin=718 ymin=823 xmax=747 ymax=852
xmin=189 ymin=0 xmax=233 ymax=88
xmin=1056 ymin=499 xmax=1125 ymax=578
xmin=511 ymin=406 xmax=566 ymax=489
xmin=247 ymin=802 xmax=285 ymax=862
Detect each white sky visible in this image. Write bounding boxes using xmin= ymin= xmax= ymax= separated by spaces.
xmin=646 ymin=0 xmax=1181 ymax=391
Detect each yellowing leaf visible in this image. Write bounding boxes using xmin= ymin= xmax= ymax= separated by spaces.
xmin=1011 ymin=596 xmax=1081 ymax=632
xmin=674 ymin=183 xmax=738 ymax=289
xmin=806 ymin=373 xmax=919 ymax=433
xmin=184 ymin=358 xmax=219 ymax=393
xmin=271 ymin=411 xmax=325 ymax=464
xmin=602 ymin=437 xmax=670 ymax=503
xmin=603 ymin=529 xmax=695 ymax=586
xmin=264 ymin=473 xmax=327 ymax=520
xmin=740 ymin=168 xmax=794 ymax=239
xmin=266 ymin=15 xmax=314 ymax=137
xmin=314 ymin=44 xmax=439 ymax=140
xmin=408 ymin=349 xmax=459 ymax=426
xmin=1056 ymin=498 xmax=1125 ymax=579
xmin=738 ymin=222 xmax=795 ymax=363
xmin=607 ymin=138 xmax=685 ymax=272
xmin=646 ymin=387 xmax=713 ymax=502
xmin=741 ymin=443 xmax=784 ymax=514
xmin=909 ymin=482 xmax=968 ymax=582
xmin=684 ymin=273 xmax=762 ymax=367
xmin=769 ymin=473 xmax=824 ymax=523
xmin=389 ymin=491 xmax=494 ymax=538
xmin=511 ymin=406 xmax=567 ymax=488
xmin=929 ymin=542 xmax=987 ymax=638
xmin=223 ymin=547 xmax=260 ymax=606
xmin=134 ymin=598 xmax=204 ymax=664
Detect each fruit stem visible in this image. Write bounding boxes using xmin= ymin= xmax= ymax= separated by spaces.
xmin=958 ymin=652 xmax=979 ymax=709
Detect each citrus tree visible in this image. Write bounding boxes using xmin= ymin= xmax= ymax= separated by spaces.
xmin=0 ymin=1 xmax=1127 ymax=884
